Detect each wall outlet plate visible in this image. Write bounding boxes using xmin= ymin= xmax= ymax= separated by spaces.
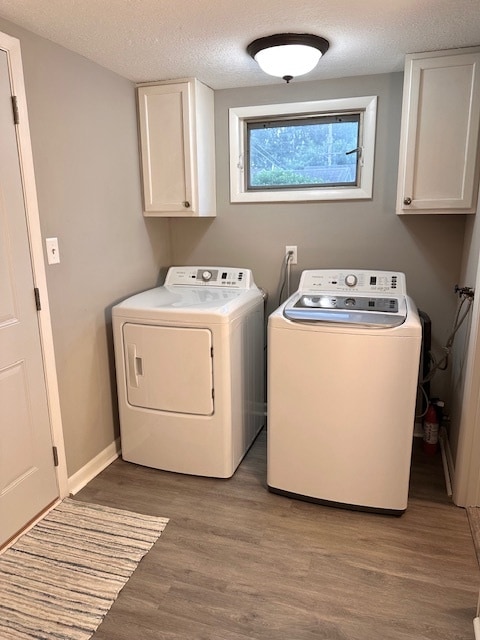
xmin=285 ymin=245 xmax=298 ymax=265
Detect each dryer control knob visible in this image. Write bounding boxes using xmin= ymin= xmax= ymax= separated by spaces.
xmin=345 ymin=274 xmax=358 ymax=287
xmin=201 ymin=270 xmax=213 ymax=282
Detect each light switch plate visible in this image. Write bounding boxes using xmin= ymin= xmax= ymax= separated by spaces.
xmin=45 ymin=237 xmax=60 ymax=264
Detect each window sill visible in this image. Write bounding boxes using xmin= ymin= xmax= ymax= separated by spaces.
xmin=230 ymin=185 xmax=373 ymax=204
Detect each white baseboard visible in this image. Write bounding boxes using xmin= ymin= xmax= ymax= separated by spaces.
xmin=68 ymin=438 xmax=121 ymax=495
xmin=414 ymin=420 xmax=424 ymax=438
xmin=439 ymin=428 xmax=452 ymax=497
xmin=443 ymin=427 xmax=455 ymax=480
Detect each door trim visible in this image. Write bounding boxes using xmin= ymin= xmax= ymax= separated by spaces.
xmin=0 ymin=30 xmax=68 ymax=497
xmin=452 ymin=248 xmax=480 ymax=506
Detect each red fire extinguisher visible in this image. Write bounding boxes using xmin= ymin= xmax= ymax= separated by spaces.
xmin=423 ymin=403 xmax=439 ymax=455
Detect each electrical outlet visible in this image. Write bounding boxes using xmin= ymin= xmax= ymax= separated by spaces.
xmin=285 ymin=245 xmax=298 ymax=265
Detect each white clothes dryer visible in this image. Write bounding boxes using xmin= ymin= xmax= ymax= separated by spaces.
xmin=113 ymin=266 xmax=265 ymax=478
xmin=267 ymin=269 xmax=422 ymax=515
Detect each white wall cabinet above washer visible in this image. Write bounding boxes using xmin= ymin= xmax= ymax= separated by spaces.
xmin=396 ymin=48 xmax=480 ymax=215
xmin=137 ymin=78 xmax=216 ymax=217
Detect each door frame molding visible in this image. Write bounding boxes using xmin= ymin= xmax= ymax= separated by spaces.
xmin=453 ymin=250 xmax=480 ymax=506
xmin=0 ymin=30 xmax=68 ymax=497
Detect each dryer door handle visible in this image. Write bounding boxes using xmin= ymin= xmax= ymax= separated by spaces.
xmin=127 ymin=343 xmax=142 ymax=388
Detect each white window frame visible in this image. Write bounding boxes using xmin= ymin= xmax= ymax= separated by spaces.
xmin=229 ymin=96 xmax=377 ymax=203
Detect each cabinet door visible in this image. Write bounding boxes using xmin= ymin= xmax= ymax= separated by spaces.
xmin=138 ymin=83 xmax=194 ymax=214
xmin=397 ymin=51 xmax=480 ymax=214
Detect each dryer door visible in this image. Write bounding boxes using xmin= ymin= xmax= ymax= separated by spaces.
xmin=123 ymin=323 xmax=214 ymax=415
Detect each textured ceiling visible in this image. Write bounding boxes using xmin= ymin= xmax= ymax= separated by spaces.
xmin=0 ymin=0 xmax=479 ymax=89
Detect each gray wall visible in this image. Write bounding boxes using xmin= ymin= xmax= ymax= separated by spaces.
xmin=0 ymin=18 xmax=171 ymax=477
xmin=171 ymin=73 xmax=466 ymax=404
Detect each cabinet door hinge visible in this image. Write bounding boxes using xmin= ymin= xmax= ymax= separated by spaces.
xmin=34 ymin=287 xmax=41 ymax=310
xmin=11 ymin=95 xmax=19 ymax=125
xmin=52 ymin=446 xmax=59 ymax=467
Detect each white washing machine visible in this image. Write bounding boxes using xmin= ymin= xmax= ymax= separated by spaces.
xmin=267 ymin=269 xmax=422 ymax=515
xmin=113 ymin=266 xmax=265 ymax=478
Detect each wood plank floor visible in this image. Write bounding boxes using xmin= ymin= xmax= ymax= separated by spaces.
xmin=76 ymin=430 xmax=478 ymax=640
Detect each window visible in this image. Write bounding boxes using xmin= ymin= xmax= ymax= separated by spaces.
xmin=247 ymin=114 xmax=361 ymax=190
xmin=229 ymin=96 xmax=377 ymax=203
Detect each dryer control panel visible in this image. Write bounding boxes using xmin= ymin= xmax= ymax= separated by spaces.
xmin=165 ymin=266 xmax=255 ymax=289
xmin=298 ymin=270 xmax=406 ymax=295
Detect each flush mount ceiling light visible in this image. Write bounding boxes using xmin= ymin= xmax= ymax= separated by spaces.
xmin=247 ymin=33 xmax=330 ymax=83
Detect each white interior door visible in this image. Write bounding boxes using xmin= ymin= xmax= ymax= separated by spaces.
xmin=0 ymin=48 xmax=58 ymax=547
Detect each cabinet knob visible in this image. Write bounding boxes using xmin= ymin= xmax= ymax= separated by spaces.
xmin=403 ymin=197 xmax=412 ymax=205
xmin=183 ymin=201 xmax=191 ymax=208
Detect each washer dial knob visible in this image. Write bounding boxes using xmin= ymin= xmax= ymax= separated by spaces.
xmin=345 ymin=274 xmax=358 ymax=287
xmin=201 ymin=270 xmax=213 ymax=282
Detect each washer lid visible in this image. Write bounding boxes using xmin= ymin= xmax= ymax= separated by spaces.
xmin=283 ymin=293 xmax=408 ymax=328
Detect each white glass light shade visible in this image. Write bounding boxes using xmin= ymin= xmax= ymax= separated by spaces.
xmin=247 ymin=34 xmax=330 ymax=83
xmin=254 ymin=44 xmax=322 ymax=79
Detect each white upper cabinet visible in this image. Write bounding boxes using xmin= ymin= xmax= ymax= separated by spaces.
xmin=137 ymin=79 xmax=216 ymax=217
xmin=396 ymin=48 xmax=480 ymax=215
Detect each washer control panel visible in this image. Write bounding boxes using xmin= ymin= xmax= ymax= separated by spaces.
xmin=165 ymin=266 xmax=254 ymax=288
xmin=295 ymin=295 xmax=399 ymax=313
xmin=298 ymin=270 xmax=406 ymax=295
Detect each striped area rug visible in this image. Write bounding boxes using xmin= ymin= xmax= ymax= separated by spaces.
xmin=0 ymin=498 xmax=168 ymax=640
